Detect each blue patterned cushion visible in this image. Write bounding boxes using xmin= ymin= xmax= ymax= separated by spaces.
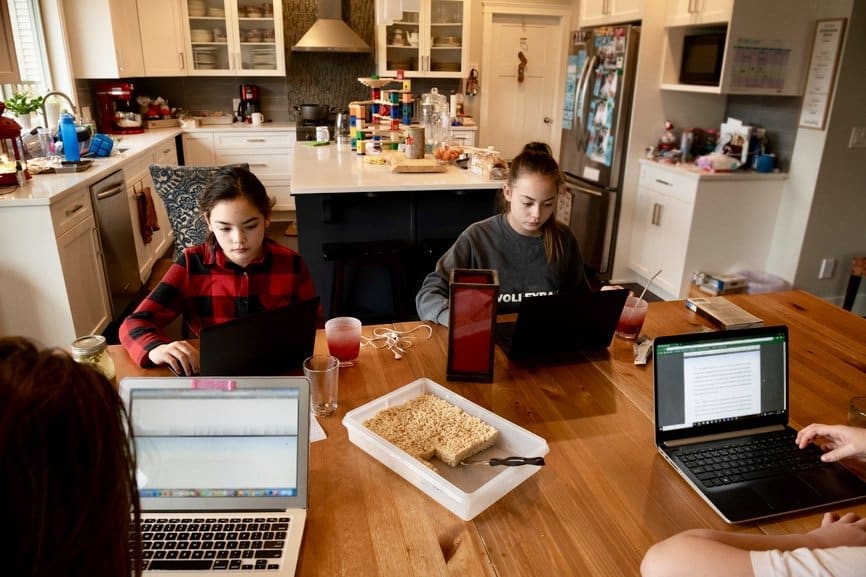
xmin=149 ymin=164 xmax=249 ymax=261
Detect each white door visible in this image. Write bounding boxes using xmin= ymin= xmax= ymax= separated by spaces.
xmin=480 ymin=7 xmax=569 ymax=160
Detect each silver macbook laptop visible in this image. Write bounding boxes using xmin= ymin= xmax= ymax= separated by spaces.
xmin=653 ymin=326 xmax=866 ymax=523
xmin=120 ymin=376 xmax=310 ymax=575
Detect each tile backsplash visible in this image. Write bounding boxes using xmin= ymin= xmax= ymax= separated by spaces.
xmin=78 ymin=0 xmax=460 ymax=123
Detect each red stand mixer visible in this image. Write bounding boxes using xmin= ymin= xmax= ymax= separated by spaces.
xmin=0 ymin=102 xmax=31 ymax=186
xmin=95 ymin=82 xmax=144 ymax=134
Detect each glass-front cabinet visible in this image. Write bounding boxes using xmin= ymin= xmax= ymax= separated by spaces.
xmin=377 ymin=0 xmax=469 ymax=78
xmin=182 ymin=0 xmax=285 ymax=76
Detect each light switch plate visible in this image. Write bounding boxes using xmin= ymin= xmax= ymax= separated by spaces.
xmin=849 ymin=126 xmax=866 ymax=148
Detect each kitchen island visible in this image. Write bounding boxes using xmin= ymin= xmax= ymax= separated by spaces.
xmin=291 ymin=144 xmax=505 ymax=321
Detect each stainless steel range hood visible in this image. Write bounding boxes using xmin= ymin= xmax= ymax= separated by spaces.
xmin=292 ymin=0 xmax=370 ymax=53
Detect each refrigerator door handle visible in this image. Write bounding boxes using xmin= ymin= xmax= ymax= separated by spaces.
xmin=566 ymin=181 xmax=604 ymax=198
xmin=576 ymin=54 xmax=598 ymax=152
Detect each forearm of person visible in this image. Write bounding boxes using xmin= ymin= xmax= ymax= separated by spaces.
xmin=642 ymin=530 xmax=758 ymax=577
xmin=642 ymin=525 xmax=861 ymax=577
xmin=416 ymin=273 xmax=450 ymax=325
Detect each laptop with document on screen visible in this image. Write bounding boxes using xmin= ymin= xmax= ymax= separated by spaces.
xmin=120 ymin=376 xmax=309 ymax=575
xmin=653 ymin=325 xmax=866 ymax=523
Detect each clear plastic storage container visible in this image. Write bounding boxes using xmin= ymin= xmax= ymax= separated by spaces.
xmin=342 ymin=378 xmax=548 ymax=520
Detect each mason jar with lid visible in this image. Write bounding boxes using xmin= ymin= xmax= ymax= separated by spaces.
xmin=70 ymin=335 xmax=116 ymax=382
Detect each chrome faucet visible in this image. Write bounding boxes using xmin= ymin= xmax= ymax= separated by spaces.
xmin=41 ymin=91 xmax=77 ymax=129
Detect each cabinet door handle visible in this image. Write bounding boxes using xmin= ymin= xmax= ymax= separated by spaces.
xmin=244 ymin=139 xmax=267 ymax=143
xmin=96 ymin=184 xmax=126 ymax=200
xmin=179 ymin=52 xmax=184 ymax=70
xmin=651 ymin=203 xmax=662 ymax=226
xmin=65 ymin=204 xmax=85 ymax=217
xmin=654 ymin=178 xmax=672 ymax=187
xmin=249 ymin=163 xmax=268 ymax=168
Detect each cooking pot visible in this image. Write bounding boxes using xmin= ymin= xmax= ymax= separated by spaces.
xmin=294 ymin=104 xmax=336 ymax=122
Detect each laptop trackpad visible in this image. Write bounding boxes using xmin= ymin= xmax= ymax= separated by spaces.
xmin=750 ymin=476 xmax=822 ymax=511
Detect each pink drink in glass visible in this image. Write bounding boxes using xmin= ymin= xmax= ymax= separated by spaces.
xmin=615 ymin=296 xmax=648 ymax=340
xmin=325 ymin=317 xmax=362 ymax=363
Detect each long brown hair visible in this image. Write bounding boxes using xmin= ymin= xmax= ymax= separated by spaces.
xmin=198 ymin=166 xmax=275 ymax=247
xmin=502 ymin=142 xmax=567 ymax=264
xmin=0 ymin=337 xmax=141 ymax=577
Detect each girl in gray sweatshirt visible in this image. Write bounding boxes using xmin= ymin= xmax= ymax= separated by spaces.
xmin=416 ymin=143 xmax=591 ymax=326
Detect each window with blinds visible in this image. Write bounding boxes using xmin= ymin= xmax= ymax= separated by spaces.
xmin=1 ymin=0 xmax=50 ymax=99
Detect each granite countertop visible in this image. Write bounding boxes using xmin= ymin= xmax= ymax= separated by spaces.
xmin=0 ymin=128 xmax=184 ymax=207
xmin=639 ymin=158 xmax=788 ymax=180
xmin=291 ymin=144 xmax=505 ymax=195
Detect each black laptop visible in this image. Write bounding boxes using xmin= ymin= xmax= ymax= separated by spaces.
xmin=199 ymin=297 xmax=319 ymax=376
xmin=653 ymin=325 xmax=866 ymax=524
xmin=495 ymin=289 xmax=629 ymax=360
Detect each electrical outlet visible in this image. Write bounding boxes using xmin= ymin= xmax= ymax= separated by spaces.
xmin=849 ymin=126 xmax=866 ymax=149
xmin=819 ymin=257 xmax=836 ymax=279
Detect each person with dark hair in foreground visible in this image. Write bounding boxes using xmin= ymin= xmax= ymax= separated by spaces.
xmin=0 ymin=336 xmax=141 ymax=577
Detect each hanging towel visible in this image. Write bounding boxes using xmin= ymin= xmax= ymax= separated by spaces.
xmin=136 ymin=186 xmax=160 ymax=244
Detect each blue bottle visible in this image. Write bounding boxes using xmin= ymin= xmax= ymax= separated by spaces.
xmin=60 ymin=113 xmax=80 ymax=162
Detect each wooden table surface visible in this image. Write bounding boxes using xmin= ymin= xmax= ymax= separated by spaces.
xmin=109 ymin=290 xmax=866 ymax=576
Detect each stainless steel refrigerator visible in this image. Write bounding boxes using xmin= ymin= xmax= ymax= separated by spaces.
xmin=557 ymin=24 xmax=639 ymax=280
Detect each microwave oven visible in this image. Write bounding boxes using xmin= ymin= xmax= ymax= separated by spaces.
xmin=679 ymin=31 xmax=726 ymax=85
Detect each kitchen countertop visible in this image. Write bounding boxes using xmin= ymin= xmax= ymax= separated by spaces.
xmin=181 ymin=121 xmax=297 ymax=132
xmin=291 ymin=144 xmax=505 ymax=194
xmin=0 ymin=128 xmax=184 ymax=207
xmin=639 ymin=158 xmax=788 ymax=180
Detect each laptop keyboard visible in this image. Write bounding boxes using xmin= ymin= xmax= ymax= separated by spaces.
xmin=138 ymin=516 xmax=290 ymax=572
xmin=675 ymin=430 xmax=826 ymax=488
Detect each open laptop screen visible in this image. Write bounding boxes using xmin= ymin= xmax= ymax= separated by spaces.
xmin=130 ymin=388 xmax=303 ymax=510
xmin=654 ymin=327 xmax=789 ymax=442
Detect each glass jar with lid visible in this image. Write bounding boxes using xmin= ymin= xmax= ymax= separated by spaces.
xmin=70 ymin=335 xmax=116 ymax=382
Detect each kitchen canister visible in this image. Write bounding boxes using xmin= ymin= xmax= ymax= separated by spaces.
xmin=405 ymin=126 xmax=425 ymax=159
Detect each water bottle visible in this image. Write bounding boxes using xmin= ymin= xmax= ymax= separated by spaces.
xmin=60 ymin=113 xmax=80 ymax=162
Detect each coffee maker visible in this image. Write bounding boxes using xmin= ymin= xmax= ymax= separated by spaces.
xmin=237 ymin=84 xmax=260 ymax=123
xmin=95 ymin=82 xmax=143 ymax=134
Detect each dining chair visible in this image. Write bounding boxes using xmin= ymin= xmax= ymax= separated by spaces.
xmin=149 ymin=163 xmax=249 ymax=261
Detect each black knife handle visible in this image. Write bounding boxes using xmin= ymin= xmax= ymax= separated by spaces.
xmin=488 ymin=456 xmax=546 ymax=467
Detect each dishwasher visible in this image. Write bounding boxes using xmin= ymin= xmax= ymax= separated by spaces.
xmin=90 ymin=170 xmax=142 ymax=319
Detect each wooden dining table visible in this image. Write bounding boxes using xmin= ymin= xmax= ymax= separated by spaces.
xmin=109 ymin=290 xmax=866 ymax=576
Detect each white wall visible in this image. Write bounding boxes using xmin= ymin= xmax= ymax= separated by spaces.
xmin=765 ymin=0 xmax=866 ymax=312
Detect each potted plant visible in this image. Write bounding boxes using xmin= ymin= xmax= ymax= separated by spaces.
xmin=2 ymin=92 xmax=44 ymax=129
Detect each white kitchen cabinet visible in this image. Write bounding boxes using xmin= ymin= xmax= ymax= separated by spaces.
xmin=377 ymin=0 xmax=470 ymax=78
xmin=580 ymin=0 xmax=642 ymax=27
xmin=214 ymin=131 xmax=296 ymax=211
xmin=665 ymin=0 xmax=732 ymax=26
xmin=450 ymin=127 xmax=476 ymax=147
xmin=182 ymin=0 xmax=285 ymax=76
xmin=181 ymin=132 xmax=216 ymax=165
xmin=65 ymin=0 xmax=145 ymax=78
xmin=661 ymin=0 xmax=812 ymax=95
xmin=0 ymin=0 xmax=20 ymax=84
xmin=628 ymin=161 xmax=784 ymax=300
xmin=0 ymin=186 xmax=111 ymax=347
xmin=137 ymin=0 xmax=187 ymax=76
